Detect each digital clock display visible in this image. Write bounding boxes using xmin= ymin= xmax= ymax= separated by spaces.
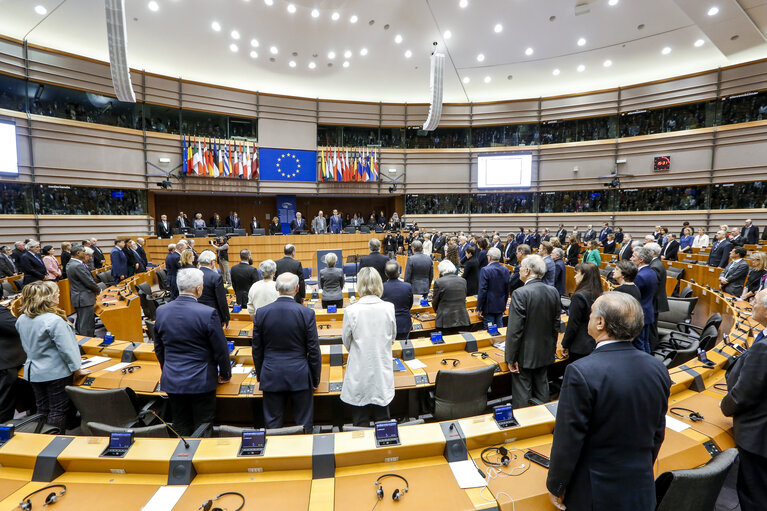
xmin=653 ymin=156 xmax=671 ymax=171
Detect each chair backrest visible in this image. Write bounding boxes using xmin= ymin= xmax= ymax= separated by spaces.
xmin=252 ymin=228 xmax=265 ymax=236
xmin=679 ymin=286 xmax=693 ymax=298
xmin=155 ymin=269 xmax=169 ymax=290
xmin=2 ymin=281 xmax=15 ymax=297
xmin=359 ymin=226 xmax=371 ymax=234
xmin=98 ymin=271 xmax=114 ymax=285
xmin=213 ymin=228 xmax=227 ymax=237
xmin=194 ymin=229 xmax=207 ymax=238
xmin=655 ymin=448 xmax=738 ymax=511
xmin=214 ymin=425 xmax=305 ymax=437
xmin=666 ymin=267 xmax=685 ymax=281
xmin=665 ymin=340 xmax=700 ymax=368
xmin=433 ymin=365 xmax=497 ymax=421
xmin=319 ymin=335 xmax=343 ymax=346
xmin=344 ymin=226 xmax=356 ymax=234
xmin=136 ymin=291 xmax=156 ymax=321
xmin=65 ymin=386 xmax=139 ymax=435
xmin=145 ymin=320 xmax=156 ymax=341
xmin=697 ymin=325 xmax=720 ymax=352
xmin=703 ymin=313 xmax=722 ymax=333
xmin=375 ymin=226 xmax=384 ymax=233
xmin=87 ymin=422 xmax=170 ymax=438
xmin=657 ymin=297 xmax=698 ymax=331
xmin=233 ymin=229 xmax=247 ymax=237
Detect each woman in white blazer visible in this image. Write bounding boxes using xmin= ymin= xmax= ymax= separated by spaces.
xmin=692 ymin=228 xmax=710 ymax=249
xmin=340 ymin=267 xmax=397 ymax=426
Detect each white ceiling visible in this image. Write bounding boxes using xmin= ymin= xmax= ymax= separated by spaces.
xmin=2 ymin=0 xmax=767 ymax=103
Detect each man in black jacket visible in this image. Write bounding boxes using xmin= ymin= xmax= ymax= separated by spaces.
xmin=741 ymin=218 xmax=760 ymax=245
xmin=0 ymin=304 xmax=26 ymax=422
xmin=381 ymin=262 xmax=413 ymax=340
xmin=135 ymin=238 xmax=149 ymax=268
xmin=275 ymin=244 xmax=305 ymax=304
xmin=196 ymin=250 xmax=230 ymax=327
xmin=230 ymin=249 xmax=260 ymax=307
xmin=719 ymin=246 xmax=749 ymax=296
xmin=461 ymin=245 xmax=480 ymax=296
xmin=156 ymin=215 xmax=172 ymax=238
xmin=707 ymin=230 xmax=733 ymax=268
xmin=547 ymin=292 xmax=670 ymax=511
xmin=660 ymin=233 xmax=680 ymax=261
xmin=89 ymin=238 xmax=105 ymax=269
xmin=359 ymin=238 xmax=389 ymax=282
xmin=20 ymin=241 xmax=46 ymax=288
xmin=67 ymin=245 xmax=101 ymax=336
xmin=0 ymin=246 xmax=16 ymax=278
xmin=10 ymin=241 xmax=25 ymax=269
xmin=721 ymin=288 xmax=767 ymax=511
xmin=647 ymin=242 xmax=669 ymax=350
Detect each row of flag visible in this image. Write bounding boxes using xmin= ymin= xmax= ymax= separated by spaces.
xmin=182 ymin=136 xmax=259 ymax=179
xmin=318 ymin=146 xmax=379 ymax=182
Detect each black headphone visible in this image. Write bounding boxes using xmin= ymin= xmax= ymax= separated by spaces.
xmin=471 ymin=352 xmax=489 ymax=359
xmin=121 ymin=365 xmax=141 ymax=375
xmin=480 ymin=446 xmax=511 ymax=466
xmin=375 ymin=474 xmax=409 ymax=501
xmin=19 ymin=485 xmax=67 ymax=510
xmin=199 ymin=492 xmax=245 ymax=511
xmin=441 ymin=358 xmax=460 ymax=366
xmin=669 ymin=407 xmax=704 ymax=422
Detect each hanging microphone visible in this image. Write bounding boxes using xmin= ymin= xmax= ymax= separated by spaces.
xmin=141 ymin=410 xmax=190 ymax=449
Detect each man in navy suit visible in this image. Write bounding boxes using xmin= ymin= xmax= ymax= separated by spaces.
xmin=165 ymin=241 xmax=184 ymax=300
xmin=252 ymin=273 xmax=321 ymax=432
xmin=547 ymin=292 xmax=670 ymax=511
xmin=109 ymin=239 xmax=128 ymax=283
xmin=503 ymin=234 xmax=518 ymax=265
xmin=359 ymin=238 xmax=390 ymax=281
xmin=19 ymin=241 xmax=47 ymax=288
xmin=529 ymin=229 xmax=541 ymax=250
xmin=583 ymin=224 xmax=596 ymax=242
xmin=381 ymin=261 xmax=414 ymax=340
xmin=477 ymin=248 xmax=511 ymax=330
xmin=290 ymin=212 xmax=308 ymax=234
xmin=539 ymin=242 xmax=556 ymax=287
xmin=741 ymin=218 xmax=760 ymax=245
xmin=598 ymin=222 xmax=612 ymax=244
xmin=719 ymin=247 xmax=749 ymax=296
xmin=556 ymin=224 xmax=567 ymax=244
xmin=552 ymin=248 xmax=567 ymax=296
xmin=328 ymin=209 xmax=343 ymax=234
xmin=197 ymin=250 xmax=230 ymax=327
xmin=631 ymin=246 xmax=657 ymax=354
xmin=707 ymin=230 xmax=733 ymax=268
xmin=515 ymin=229 xmax=525 ymax=246
xmin=226 ymin=211 xmax=242 ymax=229
xmin=154 ymin=268 xmax=231 ymax=436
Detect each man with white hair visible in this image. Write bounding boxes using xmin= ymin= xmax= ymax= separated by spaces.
xmin=360 ymin=238 xmax=389 ymax=281
xmin=135 ymin=238 xmax=149 ymax=268
xmin=19 ymin=240 xmax=46 ymax=288
xmin=89 ymin=238 xmax=105 ymax=269
xmin=707 ymin=230 xmax=733 ymax=268
xmin=631 ymin=246 xmax=657 ymax=354
xmin=197 ymin=250 xmax=230 ymax=328
xmin=10 ymin=241 xmax=25 ymax=269
xmin=154 ymin=268 xmax=231 ymax=436
xmin=505 ymin=254 xmax=561 ymax=408
xmin=477 ymin=247 xmax=511 ymax=330
xmin=552 ymin=247 xmax=567 ymax=296
xmin=252 ymin=273 xmax=321 ymax=432
xmin=165 ymin=242 xmax=181 ymax=299
xmin=312 ymin=210 xmax=327 ymax=234
xmin=741 ymin=218 xmax=760 ymax=245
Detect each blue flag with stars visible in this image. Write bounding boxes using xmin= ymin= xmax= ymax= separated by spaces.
xmin=258 ymin=148 xmax=317 ymax=182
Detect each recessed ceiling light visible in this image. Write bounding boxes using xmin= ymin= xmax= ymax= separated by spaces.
xmin=463 ymin=76 xmax=470 ymax=84
xmin=459 ymin=0 xmax=468 ymax=8
xmin=525 ymin=47 xmax=534 ymax=56
xmin=661 ymin=46 xmax=672 ymax=55
xmin=343 ymin=61 xmax=350 ymax=68
xmin=251 ymin=39 xmax=259 ymax=48
xmin=349 ymin=15 xmax=358 ymax=23
xmin=147 ymin=1 xmax=159 ymax=12
xmin=608 ymin=0 xmax=619 ymax=5
xmin=289 ymin=60 xmax=296 ymax=68
xmin=35 ymin=5 xmax=47 ymax=15
xmin=484 ymin=76 xmax=491 ymax=83
xmin=211 ymin=21 xmax=221 ymax=32
xmin=264 ymin=0 xmax=273 ymax=5
xmin=577 ymin=64 xmax=585 ymax=72
xmin=444 ymin=30 xmax=452 ymax=39
xmin=308 ymin=61 xmax=316 ymax=69
xmin=230 ymin=43 xmax=239 ymax=52
xmin=250 ymin=51 xmax=258 ymax=59
xmin=343 ymin=50 xmax=352 ymax=59
xmin=270 ymin=46 xmax=278 ymax=54
xmin=404 ymin=50 xmax=412 ymax=58
xmin=231 ymin=30 xmax=240 ymax=40
xmin=360 ymin=48 xmax=368 ymax=56
xmin=494 ymin=24 xmax=503 ymax=33
xmin=287 ymin=3 xmax=296 ymax=13
xmin=328 ymin=51 xmax=336 ymax=59
xmin=311 ymin=9 xmax=319 ymax=18
xmin=552 ymin=68 xmax=560 ymax=76
xmin=694 ymin=39 xmax=705 ymax=47
xmin=707 ymin=6 xmax=719 ymax=16
xmin=395 ymin=34 xmax=403 ymax=44
xmin=577 ymin=37 xmax=586 ymax=46
xmin=476 ymin=53 xmax=485 ymax=62
xmin=331 ymin=12 xmax=339 ymax=20
xmin=603 ymin=59 xmax=613 ymax=67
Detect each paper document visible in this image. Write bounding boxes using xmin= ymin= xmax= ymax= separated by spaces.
xmin=493 ymin=342 xmax=505 ymax=351
xmin=665 ymin=415 xmax=691 ymax=433
xmin=449 ymin=460 xmax=488 ymax=489
xmin=141 ymin=486 xmax=187 ymax=510
xmin=103 ymin=362 xmax=131 ymax=372
xmin=80 ymin=356 xmax=111 ymax=369
xmin=404 ymin=358 xmax=427 ymax=370
xmin=231 ymin=366 xmax=254 ymax=374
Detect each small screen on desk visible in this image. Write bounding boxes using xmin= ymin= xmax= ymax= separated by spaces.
xmin=242 ymin=430 xmax=265 ymax=448
xmin=494 ymin=405 xmax=515 ymax=424
xmin=375 ymin=421 xmax=399 ymax=441
xmin=0 ymin=426 xmax=13 ymax=443
xmin=109 ymin=432 xmax=133 ymax=449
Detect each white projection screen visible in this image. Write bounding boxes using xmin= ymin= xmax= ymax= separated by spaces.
xmin=0 ymin=122 xmax=19 ymax=175
xmin=477 ymin=154 xmax=532 ymax=189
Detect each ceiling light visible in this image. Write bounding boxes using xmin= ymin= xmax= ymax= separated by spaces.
xmin=287 ymin=3 xmax=296 ymax=13
xmin=343 ymin=61 xmax=350 ymax=68
xmin=694 ymin=39 xmax=705 ymax=47
xmin=484 ymin=76 xmax=491 ymax=83
xmin=34 ymin=5 xmax=47 ymax=15
xmin=444 ymin=30 xmax=452 ymax=39
xmin=211 ymin=21 xmax=221 ymax=32
xmin=250 ymin=51 xmax=258 ymax=59
xmin=344 ymin=50 xmax=352 ymax=58
xmin=147 ymin=1 xmax=159 ymax=12
xmin=552 ymin=69 xmax=560 ymax=76
xmin=404 ymin=50 xmax=412 ymax=58
xmin=264 ymin=0 xmax=273 ymax=5
xmin=608 ymin=0 xmax=619 ymax=5
xmin=331 ymin=12 xmax=339 ymax=20
xmin=230 ymin=44 xmax=239 ymax=52
xmin=661 ymin=46 xmax=672 ymax=55
xmin=395 ymin=34 xmax=403 ymax=44
xmin=349 ymin=15 xmax=358 ymax=23
xmin=525 ymin=47 xmax=533 ymax=56
xmin=494 ymin=24 xmax=503 ymax=33
xmin=476 ymin=53 xmax=485 ymax=62
xmin=230 ymin=30 xmax=240 ymax=40
xmin=360 ymin=48 xmax=368 ymax=56
xmin=328 ymin=51 xmax=336 ymax=59
xmin=459 ymin=0 xmax=468 ymax=7
xmin=309 ymin=62 xmax=317 ymax=69
xmin=311 ymin=8 xmax=319 ymax=18
xmin=577 ymin=37 xmax=586 ymax=46
xmin=270 ymin=46 xmax=278 ymax=54
xmin=463 ymin=76 xmax=470 ymax=84
xmin=707 ymin=6 xmax=719 ymax=16
xmin=577 ymin=64 xmax=585 ymax=72
xmin=603 ymin=59 xmax=613 ymax=67
xmin=251 ymin=39 xmax=259 ymax=48
xmin=289 ymin=60 xmax=296 ymax=67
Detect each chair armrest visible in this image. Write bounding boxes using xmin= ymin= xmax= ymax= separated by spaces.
xmin=11 ymin=413 xmax=47 ymax=433
xmin=191 ymin=422 xmax=213 ymax=438
xmin=675 ymin=322 xmax=702 ymax=334
xmin=136 ymin=399 xmax=159 ymax=426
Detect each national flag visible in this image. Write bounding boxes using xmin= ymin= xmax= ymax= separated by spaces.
xmin=320 ymin=146 xmax=326 ymax=181
xmin=240 ymin=143 xmax=246 ymax=178
xmin=233 ymin=144 xmax=240 ymax=178
xmin=361 ymin=148 xmax=369 ymax=182
xmin=244 ymin=143 xmax=252 ymax=179
xmin=326 ymin=147 xmax=333 ymax=181
xmin=251 ymin=144 xmax=259 ymax=179
xmin=344 ymin=148 xmax=350 ymax=182
xmin=334 ymin=148 xmax=342 ymax=182
xmin=193 ymin=137 xmax=203 ymax=175
xmin=217 ymin=139 xmax=224 ymax=177
xmin=211 ymin=139 xmax=219 ymax=178
xmin=222 ymin=141 xmax=230 ymax=177
xmin=182 ymin=136 xmax=189 ymax=175
xmin=371 ymin=149 xmax=378 ymax=181
xmin=207 ymin=139 xmax=216 ymax=177
xmin=228 ymin=141 xmax=234 ymax=178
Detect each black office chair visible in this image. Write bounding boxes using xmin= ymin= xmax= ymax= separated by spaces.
xmin=656 ymin=297 xmax=698 ymax=339
xmin=655 ymin=448 xmax=738 ymax=511
xmin=233 ymin=229 xmax=247 ymax=237
xmin=65 ymin=386 xmax=158 ymax=435
xmin=194 ymin=229 xmax=207 ymax=238
xmin=7 ymin=413 xmax=58 ymax=434
xmin=359 ymin=226 xmax=371 ymax=234
xmin=155 ymin=269 xmax=170 ymax=293
xmin=137 ymin=289 xmax=157 ymax=321
xmin=679 ymin=286 xmax=694 ymax=298
xmin=144 ymin=319 xmax=156 ymax=342
xmin=430 ymin=365 xmax=497 ymax=421
xmin=213 ymin=425 xmax=306 ymax=436
xmin=252 ymin=228 xmax=265 ymax=236
xmin=87 ymin=422 xmax=170 ymax=438
xmin=98 ymin=271 xmax=114 ymax=285
xmin=136 ymin=281 xmax=168 ymax=303
xmin=344 ymin=226 xmax=356 ymax=234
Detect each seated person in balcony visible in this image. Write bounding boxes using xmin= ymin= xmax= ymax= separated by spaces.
xmin=193 ymin=213 xmax=206 ymax=230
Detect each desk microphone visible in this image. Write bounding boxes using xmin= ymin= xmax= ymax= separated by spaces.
xmin=142 ymin=410 xmax=190 ymax=449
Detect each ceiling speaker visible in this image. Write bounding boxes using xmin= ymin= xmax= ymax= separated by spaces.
xmin=104 ymin=0 xmax=136 ymax=102
xmin=422 ymin=51 xmax=444 ymax=132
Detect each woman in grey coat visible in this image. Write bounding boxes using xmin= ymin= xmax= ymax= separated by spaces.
xmin=320 ymin=252 xmax=345 ymax=309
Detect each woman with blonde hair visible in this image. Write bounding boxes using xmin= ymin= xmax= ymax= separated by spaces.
xmin=15 ymin=281 xmax=80 ymax=432
xmin=179 ymin=248 xmax=196 ymax=269
xmin=741 ymin=252 xmax=767 ymax=301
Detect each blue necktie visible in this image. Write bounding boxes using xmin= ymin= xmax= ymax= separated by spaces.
xmin=755 ymin=331 xmax=765 ymax=344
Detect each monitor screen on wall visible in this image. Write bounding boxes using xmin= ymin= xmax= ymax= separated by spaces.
xmin=477 ymin=154 xmax=532 ymax=189
xmin=0 ymin=122 xmax=19 ymax=175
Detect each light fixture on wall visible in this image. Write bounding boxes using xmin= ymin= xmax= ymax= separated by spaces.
xmin=159 ymin=157 xmax=171 ymax=164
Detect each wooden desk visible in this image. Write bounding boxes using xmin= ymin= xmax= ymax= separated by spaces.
xmin=94 ymin=287 xmax=143 ymax=343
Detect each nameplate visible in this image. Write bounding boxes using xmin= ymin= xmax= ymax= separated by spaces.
xmin=414 ymin=374 xmax=428 ymax=385
xmin=239 ymin=330 xmax=250 ymax=337
xmin=239 ymin=385 xmax=255 ymax=395
xmin=328 ymin=382 xmax=343 ymax=393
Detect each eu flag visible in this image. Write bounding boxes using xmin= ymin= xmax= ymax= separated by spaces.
xmin=258 ymin=148 xmax=317 ymax=182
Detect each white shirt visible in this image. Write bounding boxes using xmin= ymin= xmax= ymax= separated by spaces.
xmin=594 ymin=340 xmax=624 ymax=350
xmin=692 ymin=234 xmax=709 ymax=249
xmin=422 ymin=239 xmax=433 ymax=254
xmin=246 ymin=280 xmax=279 ymax=317
xmin=340 ymin=295 xmax=396 ymax=407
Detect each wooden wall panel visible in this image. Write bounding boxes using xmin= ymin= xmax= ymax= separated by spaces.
xmin=258 ymin=94 xmax=316 ymax=123
xmin=0 ymin=215 xmax=36 ymax=246
xmin=26 ymin=46 xmax=115 ymax=96
xmin=258 ymin=118 xmax=316 ymax=150
xmin=0 ymin=38 xmax=24 ymax=77
xmin=381 ymin=104 xmax=406 ymax=126
xmin=538 ymin=142 xmax=616 ymax=191
xmin=540 ymin=90 xmax=619 ymax=121
xmin=405 ymin=152 xmax=470 ymax=193
xmin=143 ymin=74 xmax=178 ymax=107
xmin=709 ymin=210 xmax=767 ymax=230
xmin=36 ymin=215 xmax=151 ymax=246
xmin=713 ymin=122 xmax=767 ymax=182
xmin=719 ymin=60 xmax=767 ymax=97
xmin=405 ymin=215 xmax=470 ymax=233
xmin=471 ymin=100 xmax=539 ymax=126
xmin=620 ymin=72 xmax=718 ymax=112
xmin=181 ymin=81 xmax=258 ymax=118
xmin=317 ymin=101 xmax=379 ymax=126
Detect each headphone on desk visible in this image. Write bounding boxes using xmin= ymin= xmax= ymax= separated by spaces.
xmin=480 ymin=446 xmax=511 ymax=466
xmin=19 ymin=485 xmax=67 ymax=510
xmin=669 ymin=407 xmax=704 ymax=422
xmin=199 ymin=492 xmax=245 ymax=511
xmin=375 ymin=474 xmax=409 ymax=501
xmin=121 ymin=365 xmax=141 ymax=375
xmin=471 ymin=352 xmax=489 ymax=359
xmin=441 ymin=358 xmax=460 ymax=367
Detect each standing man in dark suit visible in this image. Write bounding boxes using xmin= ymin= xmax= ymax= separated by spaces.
xmin=359 ymin=238 xmax=389 ymax=281
xmin=404 ymin=240 xmax=433 ymax=298
xmin=660 ymin=233 xmax=680 ymax=261
xmin=10 ymin=241 xmax=25 ymax=269
xmin=381 ymin=261 xmax=413 ymax=340
xmin=552 ymin=248 xmax=567 ymax=296
xmin=433 ymin=231 xmax=447 ymax=256
xmin=598 ymin=222 xmax=612 ymax=244
xmin=197 ymin=250 xmax=231 ymax=328
xmin=719 ymin=247 xmax=749 ymax=296
xmin=505 ymin=255 xmax=560 ymax=408
xmin=539 ymin=242 xmax=556 ymax=287
xmin=154 ymin=268 xmax=231 ymax=436
xmin=515 ymin=228 xmax=525 ymax=246
xmin=135 ymin=238 xmax=149 ymax=268
xmin=230 ymin=250 xmax=261 ymax=308
xmin=503 ymin=234 xmax=517 ymax=266
xmin=0 ymin=303 xmax=26 ymax=422
xmin=707 ymin=230 xmax=733 ymax=268
xmin=462 ymin=245 xmax=480 ymax=296
xmin=226 ymin=211 xmax=242 ymax=230
xmin=290 ymin=212 xmax=307 ymax=234
xmin=477 ymin=247 xmax=511 ymax=330
xmin=491 ymin=235 xmax=505 ymax=262
xmin=165 ymin=241 xmax=182 ymax=300
xmin=631 ymin=246 xmax=657 ymax=354
xmin=529 ymin=229 xmax=541 ymax=251
xmin=275 ymin=244 xmax=305 ymax=304
xmin=618 ymin=234 xmax=635 ymax=261
xmin=583 ymin=224 xmax=596 ymax=242
xmin=721 ymin=288 xmax=767 ymax=511
xmin=109 ymin=239 xmax=128 ymax=283
xmin=0 ymin=246 xmax=17 ymax=278
xmin=249 ymin=217 xmax=261 ymax=234
xmin=556 ymin=224 xmax=567 ymax=244
xmin=252 ymin=273 xmax=321 ymax=432
xmin=647 ymin=242 xmax=669 ymax=315
xmin=742 ymin=218 xmax=760 ymax=245
xmin=67 ymin=245 xmax=100 ymax=336
xmin=89 ymin=238 xmax=105 ymax=269
xmin=20 ymin=241 xmax=46 ymax=288
xmin=547 ymin=292 xmax=670 ymax=511
xmin=328 ymin=209 xmax=343 ymax=234
xmin=175 ymin=211 xmax=189 ymax=230
xmin=156 ymin=215 xmax=172 ymax=239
